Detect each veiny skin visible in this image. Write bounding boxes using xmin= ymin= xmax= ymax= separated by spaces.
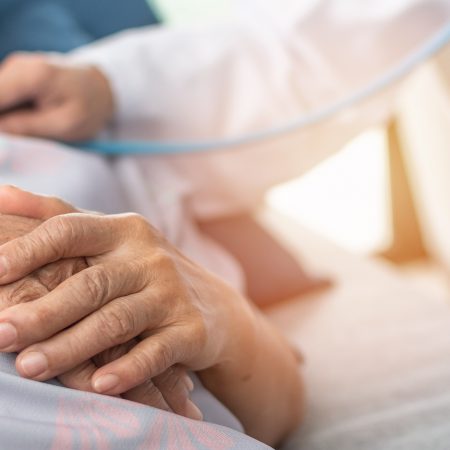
xmin=0 ymin=213 xmax=200 ymax=420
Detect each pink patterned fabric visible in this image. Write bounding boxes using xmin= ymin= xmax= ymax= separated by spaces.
xmin=51 ymin=395 xmax=240 ymax=450
xmin=0 ymin=353 xmax=270 ymax=449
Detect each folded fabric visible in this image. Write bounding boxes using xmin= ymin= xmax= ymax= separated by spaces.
xmin=0 ymin=354 xmax=271 ymax=450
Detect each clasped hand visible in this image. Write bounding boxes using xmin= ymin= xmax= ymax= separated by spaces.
xmin=0 ymin=187 xmax=254 ymax=421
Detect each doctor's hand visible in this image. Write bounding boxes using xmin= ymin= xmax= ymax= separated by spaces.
xmin=0 ymin=187 xmax=255 ymax=407
xmin=0 ymin=195 xmax=201 ymax=420
xmin=0 ymin=53 xmax=114 ymax=140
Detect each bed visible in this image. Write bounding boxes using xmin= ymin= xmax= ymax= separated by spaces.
xmin=261 ymin=210 xmax=450 ymax=450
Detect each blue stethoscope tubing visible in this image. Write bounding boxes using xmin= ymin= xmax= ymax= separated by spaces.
xmin=79 ymin=22 xmax=450 ymax=156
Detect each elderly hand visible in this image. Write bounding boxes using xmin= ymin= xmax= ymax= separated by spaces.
xmin=0 ymin=187 xmax=255 ymax=399
xmin=0 ymin=203 xmax=201 ymax=420
xmin=0 ymin=187 xmax=304 ymax=446
xmin=0 ymin=53 xmax=114 ymax=140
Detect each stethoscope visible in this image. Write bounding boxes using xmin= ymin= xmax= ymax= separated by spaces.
xmin=78 ymin=22 xmax=450 ymax=156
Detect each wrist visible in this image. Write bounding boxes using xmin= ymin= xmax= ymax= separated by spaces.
xmin=89 ymin=66 xmax=115 ymax=124
xmin=202 ymin=290 xmax=260 ymax=383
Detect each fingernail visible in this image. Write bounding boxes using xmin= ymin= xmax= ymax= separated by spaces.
xmin=184 ymin=375 xmax=194 ymax=392
xmin=0 ymin=256 xmax=7 ymax=278
xmin=0 ymin=322 xmax=17 ymax=349
xmin=94 ymin=374 xmax=120 ymax=393
xmin=19 ymin=352 xmax=48 ymax=378
xmin=185 ymin=400 xmax=203 ymax=421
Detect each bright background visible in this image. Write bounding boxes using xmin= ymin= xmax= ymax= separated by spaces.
xmin=150 ymin=0 xmax=450 ymax=297
xmin=267 ymin=129 xmax=391 ymax=255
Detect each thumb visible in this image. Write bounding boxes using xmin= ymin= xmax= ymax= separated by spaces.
xmin=0 ymin=185 xmax=76 ymax=219
xmin=0 ymin=106 xmax=73 ymax=139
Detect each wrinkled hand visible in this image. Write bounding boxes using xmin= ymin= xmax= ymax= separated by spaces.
xmin=0 ymin=205 xmax=201 ymax=420
xmin=0 ymin=187 xmax=253 ymax=408
xmin=0 ymin=53 xmax=114 ymax=140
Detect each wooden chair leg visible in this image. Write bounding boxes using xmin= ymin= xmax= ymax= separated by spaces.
xmin=380 ymin=120 xmax=428 ymax=264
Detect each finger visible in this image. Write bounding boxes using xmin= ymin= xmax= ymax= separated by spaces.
xmin=0 ymin=262 xmax=146 ymax=352
xmin=58 ymin=360 xmax=99 ymax=392
xmin=0 ymin=104 xmax=79 ymax=140
xmin=0 ymin=257 xmax=86 ymax=313
xmin=0 ymin=53 xmax=51 ymax=111
xmin=95 ymin=341 xmax=172 ymax=412
xmin=14 ymin=293 xmax=160 ymax=381
xmin=58 ymin=345 xmax=172 ymax=413
xmin=92 ymin=331 xmax=193 ymax=395
xmin=0 ymin=185 xmax=99 ymax=219
xmin=0 ymin=186 xmax=74 ymax=219
xmin=0 ymin=275 xmax=49 ymax=312
xmin=0 ymin=257 xmax=86 ymax=314
xmin=59 ymin=356 xmax=173 ymax=414
xmin=153 ymin=366 xmax=203 ymax=420
xmin=59 ymin=340 xmax=138 ymax=393
xmin=0 ymin=213 xmax=128 ymax=284
xmin=31 ymin=257 xmax=88 ymax=292
xmin=122 ymin=380 xmax=172 ymax=412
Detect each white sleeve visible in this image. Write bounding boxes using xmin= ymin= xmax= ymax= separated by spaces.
xmin=68 ymin=20 xmax=311 ymax=141
xmin=67 ymin=0 xmax=450 ymax=219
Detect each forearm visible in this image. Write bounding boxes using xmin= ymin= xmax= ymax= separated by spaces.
xmin=199 ymin=297 xmax=303 ymax=446
xmin=66 ymin=21 xmax=300 ymax=141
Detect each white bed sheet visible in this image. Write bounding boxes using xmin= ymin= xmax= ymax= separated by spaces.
xmin=262 ymin=211 xmax=450 ymax=450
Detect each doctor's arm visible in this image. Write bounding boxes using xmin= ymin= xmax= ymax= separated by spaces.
xmin=0 ymin=20 xmax=296 ymax=140
xmin=1 ymin=4 xmax=445 ymax=208
xmin=0 ymin=1 xmax=447 ymax=146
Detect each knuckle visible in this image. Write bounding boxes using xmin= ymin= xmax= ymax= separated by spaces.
xmin=14 ymin=233 xmax=44 ymax=264
xmin=41 ymin=216 xmax=72 ymax=257
xmin=97 ymin=303 xmax=135 ymax=343
xmin=129 ymin=352 xmax=154 ymax=381
xmin=58 ymin=362 xmax=93 ymax=390
xmin=3 ymin=277 xmax=48 ymax=307
xmin=138 ymin=381 xmax=169 ymax=409
xmin=192 ymin=319 xmax=207 ymax=341
xmin=35 ymin=262 xmax=70 ymax=291
xmin=36 ymin=258 xmax=87 ymax=292
xmin=45 ymin=215 xmax=81 ymax=256
xmin=182 ymin=321 xmax=208 ymax=356
xmin=27 ymin=304 xmax=53 ymax=328
xmin=126 ymin=213 xmax=148 ymax=228
xmin=94 ymin=340 xmax=135 ymax=366
xmin=129 ymin=340 xmax=176 ymax=382
xmin=142 ymin=380 xmax=160 ymax=398
xmin=80 ymin=267 xmax=109 ymax=307
xmin=193 ymin=321 xmax=208 ymax=349
xmin=48 ymin=195 xmax=76 ymax=214
xmin=153 ymin=340 xmax=175 ymax=371
xmin=122 ymin=214 xmax=154 ymax=238
xmin=117 ymin=260 xmax=148 ymax=294
xmin=155 ymin=366 xmax=182 ymax=393
xmin=149 ymin=249 xmax=177 ymax=275
xmin=47 ymin=215 xmax=72 ymax=238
